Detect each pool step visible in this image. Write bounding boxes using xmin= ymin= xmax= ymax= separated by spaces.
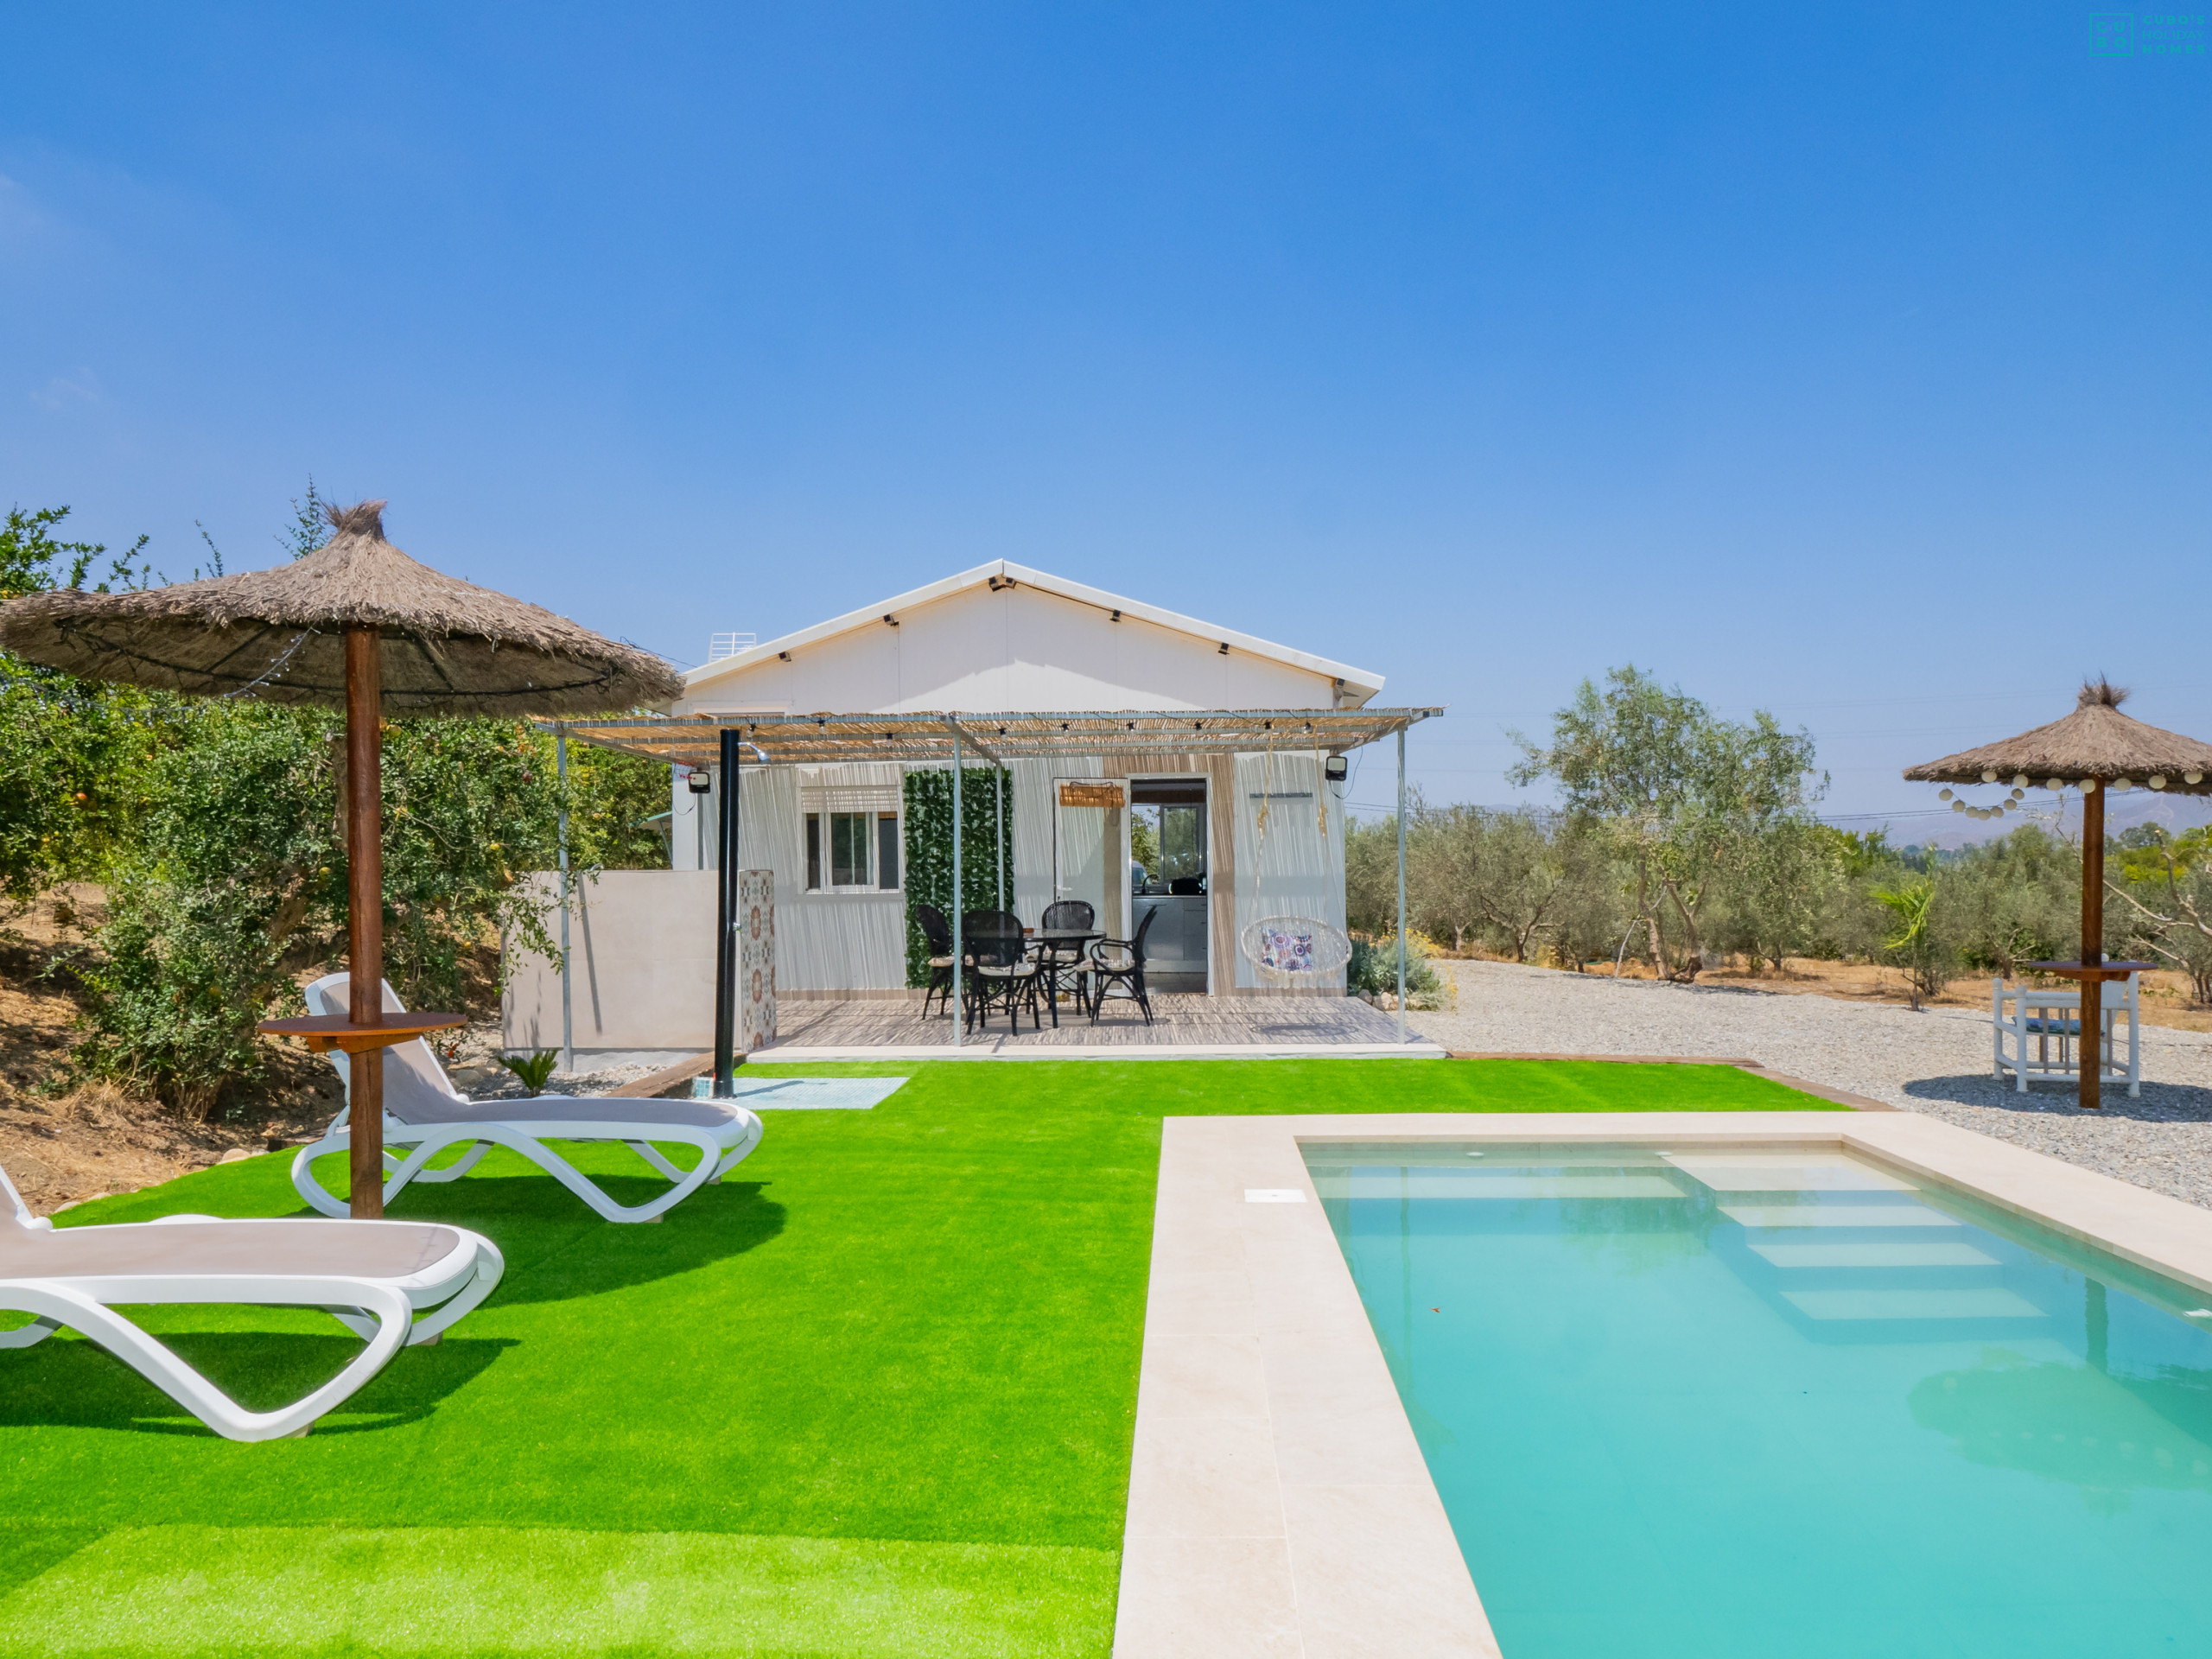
xmin=1778 ymin=1287 xmax=2046 ymax=1322
xmin=1666 ymin=1153 xmax=1916 ymax=1194
xmin=1746 ymin=1242 xmax=1999 ymax=1270
xmin=1708 ymin=1190 xmax=2049 ymax=1335
xmin=1718 ymin=1203 xmax=1962 ymax=1229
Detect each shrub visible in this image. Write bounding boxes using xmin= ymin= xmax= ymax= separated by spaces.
xmin=1348 ymin=930 xmax=1452 ymax=1008
xmin=499 ymin=1049 xmax=560 ymax=1091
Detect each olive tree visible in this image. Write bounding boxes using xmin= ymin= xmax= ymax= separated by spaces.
xmin=1510 ymin=666 xmax=1823 ymax=981
xmin=2113 ymin=826 xmax=2212 ymax=1006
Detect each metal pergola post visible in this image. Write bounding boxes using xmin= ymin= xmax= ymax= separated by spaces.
xmin=557 ymin=725 xmax=573 ymax=1077
xmin=951 ymin=727 xmax=963 ymax=1049
xmin=712 ymin=725 xmax=743 ymax=1095
xmin=1395 ymin=727 xmax=1407 ymax=1046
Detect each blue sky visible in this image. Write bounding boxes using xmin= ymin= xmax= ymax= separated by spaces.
xmin=3 ymin=3 xmax=2206 ymax=828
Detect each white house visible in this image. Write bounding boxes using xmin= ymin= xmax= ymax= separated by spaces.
xmin=664 ymin=561 xmax=1383 ymax=1000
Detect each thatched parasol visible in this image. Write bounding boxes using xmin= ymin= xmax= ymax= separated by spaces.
xmin=0 ymin=500 xmax=682 ymax=1213
xmin=1904 ymin=680 xmax=2212 ymax=1109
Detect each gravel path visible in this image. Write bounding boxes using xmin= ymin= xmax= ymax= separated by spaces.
xmin=1408 ymin=960 xmax=2212 ymax=1211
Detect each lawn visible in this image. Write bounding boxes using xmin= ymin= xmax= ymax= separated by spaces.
xmin=0 ymin=1058 xmax=1834 ymax=1656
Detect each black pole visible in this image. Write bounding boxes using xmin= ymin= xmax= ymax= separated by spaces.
xmin=713 ymin=726 xmax=742 ymax=1096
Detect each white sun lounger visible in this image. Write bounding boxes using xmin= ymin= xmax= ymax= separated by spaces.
xmin=0 ymin=1163 xmax=502 ymax=1443
xmin=289 ymin=973 xmax=765 ymax=1225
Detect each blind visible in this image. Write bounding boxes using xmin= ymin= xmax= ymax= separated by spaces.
xmin=801 ymin=785 xmax=901 ymax=816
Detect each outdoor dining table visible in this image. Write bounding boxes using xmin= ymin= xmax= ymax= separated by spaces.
xmin=1027 ymin=928 xmax=1105 ymax=1025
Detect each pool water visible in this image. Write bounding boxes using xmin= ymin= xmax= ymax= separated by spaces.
xmin=1306 ymin=1143 xmax=2212 ymax=1657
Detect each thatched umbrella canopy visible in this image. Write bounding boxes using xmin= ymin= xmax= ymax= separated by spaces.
xmin=0 ymin=499 xmax=678 ymax=715
xmin=1902 ymin=681 xmax=2212 ymax=1110
xmin=1904 ymin=680 xmax=2212 ymax=798
xmin=0 ymin=500 xmax=682 ymax=1214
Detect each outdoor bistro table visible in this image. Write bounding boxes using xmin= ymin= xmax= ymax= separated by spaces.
xmin=1028 ymin=928 xmax=1105 ymax=1024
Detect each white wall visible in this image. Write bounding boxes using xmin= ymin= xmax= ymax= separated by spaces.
xmin=677 ymin=581 xmax=1339 ymax=717
xmin=670 ymin=760 xmax=909 ymax=995
xmin=504 ymin=870 xmax=717 ymax=1052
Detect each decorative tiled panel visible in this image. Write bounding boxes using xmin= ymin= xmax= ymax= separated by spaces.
xmin=739 ymin=868 xmax=777 ymax=1052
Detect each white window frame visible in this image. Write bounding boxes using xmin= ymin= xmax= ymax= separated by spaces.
xmin=803 ymin=786 xmax=903 ymax=894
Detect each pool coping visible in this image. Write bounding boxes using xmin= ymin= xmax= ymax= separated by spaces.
xmin=1112 ymin=1109 xmax=2212 ymax=1657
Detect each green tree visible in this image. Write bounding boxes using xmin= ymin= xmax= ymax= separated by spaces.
xmin=1129 ymin=813 xmax=1162 ymax=884
xmin=1410 ymin=804 xmax=1579 ymax=963
xmin=1721 ymin=819 xmax=1845 ymax=971
xmin=2112 ymin=826 xmax=2212 ymax=1005
xmin=1510 ymin=666 xmax=1823 ymax=981
xmin=1344 ymin=801 xmax=1410 ymax=936
xmin=76 ymin=703 xmax=645 ymax=1116
xmin=1940 ymin=827 xmax=2079 ymax=976
xmin=0 ymin=505 xmax=162 ymax=907
xmin=1872 ymin=874 xmax=1952 ymax=1009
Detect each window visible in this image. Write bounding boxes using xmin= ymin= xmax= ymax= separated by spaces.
xmin=804 ymin=810 xmax=902 ymax=892
xmin=877 ymin=813 xmax=899 ymax=889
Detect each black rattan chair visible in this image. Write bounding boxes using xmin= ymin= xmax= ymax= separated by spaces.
xmin=1087 ymin=906 xmax=1159 ymax=1027
xmin=1038 ymin=899 xmax=1096 ymax=1016
xmin=962 ymin=909 xmax=1041 ymax=1033
xmin=913 ymin=903 xmax=957 ymax=1018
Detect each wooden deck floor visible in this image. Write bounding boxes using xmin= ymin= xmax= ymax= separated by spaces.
xmin=766 ymin=992 xmax=1414 ymax=1051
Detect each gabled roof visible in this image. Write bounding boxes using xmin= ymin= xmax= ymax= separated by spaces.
xmin=677 ymin=560 xmax=1385 ymax=703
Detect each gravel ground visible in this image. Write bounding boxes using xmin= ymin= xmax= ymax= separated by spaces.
xmin=440 ymin=1025 xmax=668 ymax=1102
xmin=1408 ymin=959 xmax=2212 ymax=1211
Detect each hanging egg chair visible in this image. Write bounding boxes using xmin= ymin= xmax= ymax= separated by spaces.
xmin=1238 ymin=914 xmax=1354 ymax=985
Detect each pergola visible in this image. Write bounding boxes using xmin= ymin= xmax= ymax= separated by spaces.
xmin=544 ymin=706 xmax=1442 ymax=1084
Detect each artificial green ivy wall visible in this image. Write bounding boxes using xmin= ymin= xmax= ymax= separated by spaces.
xmin=902 ymin=766 xmax=1014 ymax=987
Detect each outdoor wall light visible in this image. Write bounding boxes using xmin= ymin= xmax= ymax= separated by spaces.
xmin=1325 ymin=755 xmax=1349 ymax=782
xmin=686 ymin=769 xmax=711 ymax=795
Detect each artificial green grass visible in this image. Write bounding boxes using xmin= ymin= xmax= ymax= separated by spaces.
xmin=6 ymin=1525 xmax=1117 ymax=1657
xmin=0 ymin=1058 xmax=1834 ymax=1653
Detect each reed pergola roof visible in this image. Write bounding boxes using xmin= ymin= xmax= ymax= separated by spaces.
xmin=1902 ymin=681 xmax=2212 ymax=794
xmin=549 ymin=706 xmax=1442 ymax=768
xmin=0 ymin=500 xmax=682 ymax=716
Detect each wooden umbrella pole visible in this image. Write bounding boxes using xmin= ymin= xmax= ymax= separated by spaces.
xmin=345 ymin=626 xmax=387 ymax=1216
xmin=2080 ymin=783 xmax=2106 ymax=1113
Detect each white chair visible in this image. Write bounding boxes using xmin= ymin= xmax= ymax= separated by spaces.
xmin=1993 ymin=974 xmax=2141 ymax=1097
xmin=289 ymin=973 xmax=764 ymax=1224
xmin=0 ymin=1162 xmax=502 ymax=1443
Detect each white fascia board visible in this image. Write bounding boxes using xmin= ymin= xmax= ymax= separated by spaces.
xmin=679 ymin=557 xmax=1386 ymax=702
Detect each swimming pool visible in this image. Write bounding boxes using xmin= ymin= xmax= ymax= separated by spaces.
xmin=1306 ymin=1141 xmax=2212 ymax=1657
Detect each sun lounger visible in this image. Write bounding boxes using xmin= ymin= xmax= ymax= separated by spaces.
xmin=0 ymin=1162 xmax=502 ymax=1442
xmin=289 ymin=973 xmax=765 ymax=1224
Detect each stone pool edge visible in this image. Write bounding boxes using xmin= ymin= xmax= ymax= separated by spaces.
xmin=1111 ymin=1109 xmax=2212 ymax=1658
